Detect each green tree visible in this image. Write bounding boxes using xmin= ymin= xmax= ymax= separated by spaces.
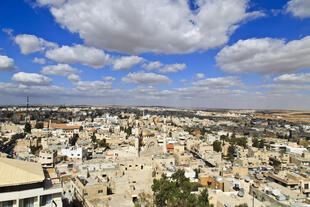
xmin=236 ymin=137 xmax=247 ymax=148
xmin=213 ymin=140 xmax=222 ymax=152
xmin=24 ymin=122 xmax=31 ymax=134
xmin=227 ymin=144 xmax=236 ymax=162
xmin=152 ymin=170 xmax=212 ymax=207
xmin=125 ymin=126 xmax=132 ymax=135
xmin=252 ymin=137 xmax=259 ymax=148
xmin=98 ymin=139 xmax=109 ymax=148
xmin=220 ymin=135 xmax=229 ymax=142
xmin=235 ymin=204 xmax=248 ymax=207
xmin=259 ymin=139 xmax=265 ymax=148
xmin=91 ymin=134 xmax=96 ymax=143
xmin=197 ymin=188 xmax=211 ymax=207
xmin=35 ymin=122 xmax=44 ymax=129
xmin=69 ymin=134 xmax=79 ymax=146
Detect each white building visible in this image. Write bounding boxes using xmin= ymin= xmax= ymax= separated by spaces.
xmin=60 ymin=147 xmax=86 ymax=159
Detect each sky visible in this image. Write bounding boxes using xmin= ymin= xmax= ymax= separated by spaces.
xmin=1 ymin=0 xmax=310 ymax=110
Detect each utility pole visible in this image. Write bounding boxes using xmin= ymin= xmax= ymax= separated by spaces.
xmin=26 ymin=96 xmax=29 ymax=123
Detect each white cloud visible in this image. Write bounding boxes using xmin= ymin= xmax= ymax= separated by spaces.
xmin=192 ymin=76 xmax=243 ymax=88
xmin=143 ymin=61 xmax=163 ymax=71
xmin=180 ymin=79 xmax=187 ymax=83
xmin=0 ymin=55 xmax=18 ymax=71
xmin=41 ymin=64 xmax=79 ymax=77
xmin=45 ymin=44 xmax=110 ymax=68
xmin=37 ymin=0 xmax=65 ymax=7
xmin=216 ymin=36 xmax=310 ymax=74
xmin=273 ymin=72 xmax=310 ymax=84
xmin=67 ymin=74 xmax=81 ymax=83
xmin=195 ymin=73 xmax=205 ymax=79
xmin=286 ymin=0 xmax=310 ymax=18
xmin=2 ymin=79 xmax=310 ymax=109
xmin=102 ymin=76 xmax=115 ymax=82
xmin=158 ymin=63 xmax=186 ymax=73
xmin=40 ymin=0 xmax=262 ymax=54
xmin=73 ymin=80 xmax=112 ymax=91
xmin=11 ymin=72 xmax=52 ymax=86
xmin=122 ymin=71 xmax=172 ymax=85
xmin=113 ymin=56 xmax=144 ymax=70
xmin=33 ymin=57 xmax=46 ymax=64
xmin=14 ymin=34 xmax=57 ymax=55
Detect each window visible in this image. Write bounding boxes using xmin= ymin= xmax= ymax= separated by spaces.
xmin=84 ymin=193 xmax=88 ymax=196
xmin=47 ymin=157 xmax=52 ymax=159
xmin=305 ymin=184 xmax=309 ymax=189
xmin=23 ymin=197 xmax=34 ymax=207
xmin=98 ymin=190 xmax=103 ymax=194
xmin=41 ymin=195 xmax=52 ymax=206
xmin=1 ymin=200 xmax=13 ymax=207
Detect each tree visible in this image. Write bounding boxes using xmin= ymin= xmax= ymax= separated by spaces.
xmin=35 ymin=122 xmax=44 ymax=129
xmin=98 ymin=139 xmax=109 ymax=148
xmin=91 ymin=134 xmax=96 ymax=143
xmin=152 ymin=170 xmax=212 ymax=207
xmin=197 ymin=188 xmax=211 ymax=207
xmin=235 ymin=204 xmax=248 ymax=207
xmin=236 ymin=137 xmax=247 ymax=148
xmin=259 ymin=139 xmax=265 ymax=148
xmin=69 ymin=134 xmax=79 ymax=146
xmin=213 ymin=140 xmax=222 ymax=152
xmin=227 ymin=144 xmax=236 ymax=162
xmin=252 ymin=137 xmax=259 ymax=148
xmin=24 ymin=122 xmax=31 ymax=134
xmin=125 ymin=126 xmax=132 ymax=135
xmin=220 ymin=135 xmax=229 ymax=142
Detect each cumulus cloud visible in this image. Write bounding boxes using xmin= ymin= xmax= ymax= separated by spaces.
xmin=33 ymin=57 xmax=46 ymax=64
xmin=286 ymin=0 xmax=310 ymax=18
xmin=122 ymin=71 xmax=172 ymax=85
xmin=158 ymin=63 xmax=186 ymax=73
xmin=0 ymin=55 xmax=18 ymax=71
xmin=143 ymin=61 xmax=163 ymax=71
xmin=67 ymin=74 xmax=81 ymax=83
xmin=102 ymin=76 xmax=115 ymax=82
xmin=113 ymin=56 xmax=144 ymax=70
xmin=195 ymin=73 xmax=205 ymax=79
xmin=37 ymin=0 xmax=65 ymax=7
xmin=73 ymin=80 xmax=112 ymax=91
xmin=273 ymin=72 xmax=310 ymax=84
xmin=11 ymin=72 xmax=52 ymax=86
xmin=216 ymin=36 xmax=310 ymax=74
xmin=39 ymin=0 xmax=262 ymax=54
xmin=14 ymin=34 xmax=57 ymax=55
xmin=41 ymin=64 xmax=79 ymax=77
xmin=45 ymin=44 xmax=110 ymax=68
xmin=192 ymin=76 xmax=243 ymax=88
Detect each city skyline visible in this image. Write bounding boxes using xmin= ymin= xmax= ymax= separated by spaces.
xmin=1 ymin=0 xmax=310 ymax=110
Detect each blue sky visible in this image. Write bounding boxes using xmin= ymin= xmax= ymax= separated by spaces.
xmin=1 ymin=0 xmax=310 ymax=109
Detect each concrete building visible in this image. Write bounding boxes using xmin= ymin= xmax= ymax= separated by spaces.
xmin=39 ymin=149 xmax=56 ymax=168
xmin=0 ymin=158 xmax=63 ymax=207
xmin=60 ymin=147 xmax=86 ymax=160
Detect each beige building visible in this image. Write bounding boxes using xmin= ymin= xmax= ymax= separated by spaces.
xmin=70 ymin=175 xmax=108 ymax=207
xmin=39 ymin=149 xmax=56 ymax=168
xmin=0 ymin=158 xmax=63 ymax=207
